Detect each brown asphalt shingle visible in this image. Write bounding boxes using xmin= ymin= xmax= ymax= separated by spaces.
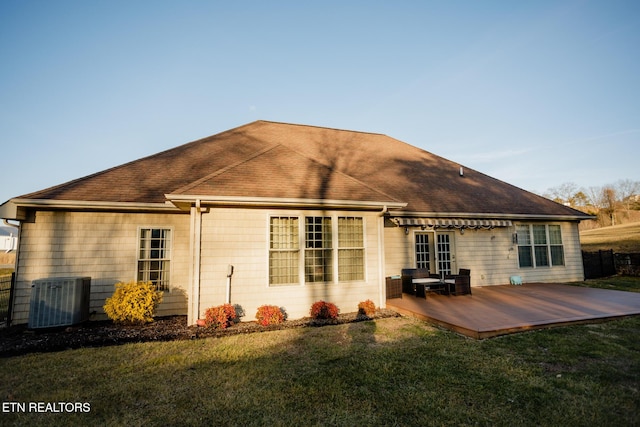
xmin=17 ymin=120 xmax=589 ymax=218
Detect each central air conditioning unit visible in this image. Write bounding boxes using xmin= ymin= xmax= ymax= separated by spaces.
xmin=28 ymin=277 xmax=91 ymax=329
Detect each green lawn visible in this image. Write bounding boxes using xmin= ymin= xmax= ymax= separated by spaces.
xmin=1 ymin=278 xmax=639 ymax=426
xmin=580 ymin=221 xmax=640 ymax=252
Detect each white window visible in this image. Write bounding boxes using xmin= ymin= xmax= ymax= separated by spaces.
xmin=138 ymin=228 xmax=172 ymax=291
xmin=338 ymin=217 xmax=365 ymax=281
xmin=517 ymin=224 xmax=564 ymax=268
xmin=269 ymin=217 xmax=299 ymax=285
xmin=268 ymin=215 xmax=365 ymax=285
xmin=305 ymin=217 xmax=333 ymax=283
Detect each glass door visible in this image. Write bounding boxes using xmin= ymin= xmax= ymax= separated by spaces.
xmin=415 ymin=231 xmax=456 ymax=276
xmin=415 ymin=233 xmax=430 ymax=270
xmin=436 ymin=232 xmax=455 ymax=277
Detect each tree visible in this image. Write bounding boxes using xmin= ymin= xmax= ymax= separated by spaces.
xmin=545 ymin=182 xmax=579 ymax=206
xmin=584 ymin=186 xmax=605 ymax=209
xmin=573 ymin=191 xmax=589 ymax=207
xmin=614 ymin=179 xmax=640 ymax=210
xmin=602 ymin=186 xmax=618 ymax=225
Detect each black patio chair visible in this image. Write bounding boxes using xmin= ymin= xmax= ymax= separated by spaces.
xmin=447 ymin=268 xmax=471 ymax=295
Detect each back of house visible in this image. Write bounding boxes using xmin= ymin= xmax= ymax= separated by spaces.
xmin=0 ymin=121 xmax=592 ymax=325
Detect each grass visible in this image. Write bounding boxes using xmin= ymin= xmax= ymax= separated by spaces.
xmin=568 ymin=275 xmax=640 ymax=293
xmin=580 ymin=221 xmax=640 ymax=252
xmin=1 ymin=277 xmax=639 ymax=426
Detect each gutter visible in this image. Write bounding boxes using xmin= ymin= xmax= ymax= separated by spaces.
xmin=0 ymin=198 xmax=182 ymax=221
xmin=165 ymin=194 xmax=407 ymax=211
xmin=8 ymin=198 xmax=182 ymax=212
xmin=395 ymin=211 xmax=595 ymax=222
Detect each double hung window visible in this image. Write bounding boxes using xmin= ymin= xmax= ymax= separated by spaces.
xmin=516 ymin=224 xmax=564 ymax=268
xmin=305 ymin=217 xmax=333 ymax=283
xmin=138 ymin=228 xmax=171 ymax=291
xmin=338 ymin=217 xmax=365 ymax=281
xmin=269 ymin=217 xmax=299 ymax=285
xmin=269 ymin=215 xmax=365 ymax=285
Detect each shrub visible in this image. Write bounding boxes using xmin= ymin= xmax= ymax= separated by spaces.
xmin=204 ymin=304 xmax=237 ymax=329
xmin=103 ymin=281 xmax=163 ymax=325
xmin=357 ymin=299 xmax=376 ymax=317
xmin=256 ymin=305 xmax=285 ymax=326
xmin=310 ymin=300 xmax=339 ymax=320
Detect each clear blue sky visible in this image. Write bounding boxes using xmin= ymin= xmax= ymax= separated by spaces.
xmin=1 ymin=0 xmax=639 ymax=204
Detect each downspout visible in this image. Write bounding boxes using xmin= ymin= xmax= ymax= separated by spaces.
xmin=3 ymin=219 xmax=19 ymax=327
xmin=189 ymin=200 xmax=203 ymax=325
xmin=378 ymin=206 xmax=388 ymax=309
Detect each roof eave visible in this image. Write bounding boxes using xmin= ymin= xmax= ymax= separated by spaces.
xmin=1 ymin=198 xmax=182 ymax=218
xmin=165 ymin=194 xmax=407 ymax=211
xmin=395 ymin=211 xmax=595 ymax=222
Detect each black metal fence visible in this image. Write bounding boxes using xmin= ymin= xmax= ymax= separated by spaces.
xmin=582 ymin=250 xmax=640 ymax=279
xmin=615 ymin=253 xmax=640 ymax=277
xmin=0 ymin=273 xmax=14 ymax=325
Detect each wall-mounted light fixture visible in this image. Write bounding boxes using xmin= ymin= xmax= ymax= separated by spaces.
xmin=404 ymin=227 xmax=409 ymax=235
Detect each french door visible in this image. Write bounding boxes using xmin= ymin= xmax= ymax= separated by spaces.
xmin=415 ymin=233 xmax=431 ymax=269
xmin=437 ymin=233 xmax=453 ymax=276
xmin=415 ymin=231 xmax=455 ymax=275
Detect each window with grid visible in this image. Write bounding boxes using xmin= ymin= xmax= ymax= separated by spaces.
xmin=517 ymin=224 xmax=565 ymax=268
xmin=415 ymin=233 xmax=430 ymax=270
xmin=338 ymin=217 xmax=364 ymax=281
xmin=138 ymin=228 xmax=171 ymax=291
xmin=269 ymin=217 xmax=299 ymax=285
xmin=533 ymin=225 xmax=549 ymax=267
xmin=305 ymin=217 xmax=332 ymax=282
xmin=548 ymin=225 xmax=565 ymax=266
xmin=516 ymin=225 xmax=533 ymax=267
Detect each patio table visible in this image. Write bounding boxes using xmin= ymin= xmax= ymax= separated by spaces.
xmin=412 ymin=278 xmax=449 ymax=296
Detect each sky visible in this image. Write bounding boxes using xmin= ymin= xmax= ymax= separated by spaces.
xmin=1 ymin=0 xmax=639 ymax=204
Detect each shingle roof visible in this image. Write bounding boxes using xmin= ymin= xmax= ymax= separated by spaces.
xmin=17 ymin=120 xmax=589 ymax=218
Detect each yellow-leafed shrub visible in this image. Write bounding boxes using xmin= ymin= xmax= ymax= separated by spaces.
xmin=103 ymin=281 xmax=163 ymax=325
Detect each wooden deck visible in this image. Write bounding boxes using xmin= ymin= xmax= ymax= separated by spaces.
xmin=386 ymin=283 xmax=640 ymax=339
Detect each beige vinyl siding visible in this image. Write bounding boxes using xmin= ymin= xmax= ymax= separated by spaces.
xmin=197 ymin=208 xmax=383 ymax=321
xmin=382 ymin=226 xmax=415 ymax=276
xmin=12 ymin=211 xmax=190 ymax=324
xmin=384 ymin=221 xmax=585 ymax=286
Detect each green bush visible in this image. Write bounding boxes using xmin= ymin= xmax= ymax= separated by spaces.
xmin=103 ymin=281 xmax=163 ymax=325
xmin=310 ymin=300 xmax=339 ymax=320
xmin=256 ymin=305 xmax=285 ymax=326
xmin=204 ymin=304 xmax=237 ymax=329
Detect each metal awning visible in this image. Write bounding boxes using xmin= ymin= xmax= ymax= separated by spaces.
xmin=390 ymin=218 xmax=513 ymax=229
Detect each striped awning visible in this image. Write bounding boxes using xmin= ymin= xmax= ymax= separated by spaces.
xmin=390 ymin=218 xmax=512 ymax=229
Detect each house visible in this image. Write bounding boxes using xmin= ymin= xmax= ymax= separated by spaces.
xmin=0 ymin=120 xmax=592 ymax=325
xmin=0 ymin=226 xmax=17 ymax=252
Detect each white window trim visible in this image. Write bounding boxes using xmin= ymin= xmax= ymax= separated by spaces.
xmin=516 ymin=224 xmax=565 ymax=269
xmin=267 ymin=213 xmax=368 ymax=287
xmin=137 ymin=226 xmax=174 ymax=292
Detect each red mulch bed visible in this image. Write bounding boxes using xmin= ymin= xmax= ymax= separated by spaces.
xmin=0 ymin=310 xmax=400 ymax=358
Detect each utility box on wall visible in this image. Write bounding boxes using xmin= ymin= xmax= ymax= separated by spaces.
xmin=29 ymin=277 xmax=91 ymax=329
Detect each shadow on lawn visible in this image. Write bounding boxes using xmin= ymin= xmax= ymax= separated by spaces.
xmin=0 ymin=310 xmax=400 ymax=358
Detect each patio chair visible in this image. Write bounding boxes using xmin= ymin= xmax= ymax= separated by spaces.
xmin=401 ymin=269 xmax=416 ymax=295
xmin=445 ymin=268 xmax=471 ymax=295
